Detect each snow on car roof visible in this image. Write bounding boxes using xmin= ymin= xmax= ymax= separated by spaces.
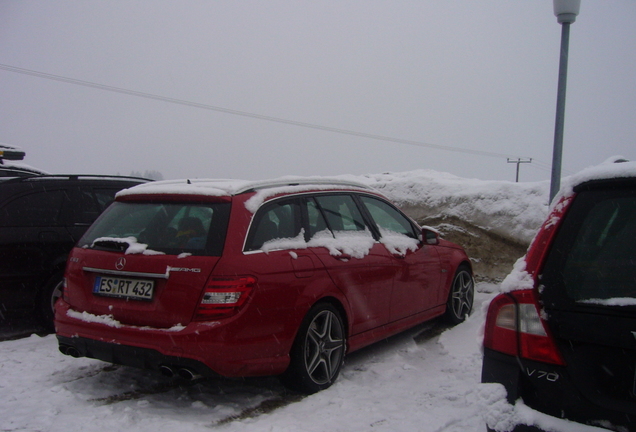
xmin=552 ymin=156 xmax=636 ymax=207
xmin=116 ymin=178 xmax=249 ymax=198
xmin=115 ymin=176 xmax=373 ymax=204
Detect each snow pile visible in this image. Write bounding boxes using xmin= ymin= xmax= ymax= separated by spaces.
xmin=480 ymin=384 xmax=607 ymax=432
xmin=116 ymin=169 xmax=551 ymax=246
xmin=349 ymin=169 xmax=550 ymax=244
xmin=499 ymin=257 xmax=535 ymax=293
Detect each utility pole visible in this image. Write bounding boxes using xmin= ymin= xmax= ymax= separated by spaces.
xmin=507 ymin=158 xmax=532 ymax=182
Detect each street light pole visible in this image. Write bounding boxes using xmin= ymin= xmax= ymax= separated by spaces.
xmin=550 ymin=0 xmax=581 ymax=203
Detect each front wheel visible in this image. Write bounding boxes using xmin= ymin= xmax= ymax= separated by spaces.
xmin=281 ymin=303 xmax=346 ymax=394
xmin=444 ymin=265 xmax=474 ymax=325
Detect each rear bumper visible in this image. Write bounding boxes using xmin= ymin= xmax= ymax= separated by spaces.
xmin=482 ymin=348 xmax=634 ymax=431
xmin=57 ymin=334 xmax=216 ymax=378
xmin=54 ymin=299 xmax=291 ymax=378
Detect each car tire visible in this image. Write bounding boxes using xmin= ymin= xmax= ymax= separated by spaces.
xmin=37 ymin=272 xmax=63 ymax=331
xmin=444 ymin=265 xmax=474 ymax=325
xmin=281 ymin=303 xmax=346 ymax=394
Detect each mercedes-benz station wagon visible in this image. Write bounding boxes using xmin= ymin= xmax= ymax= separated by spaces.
xmin=55 ymin=177 xmax=473 ymax=393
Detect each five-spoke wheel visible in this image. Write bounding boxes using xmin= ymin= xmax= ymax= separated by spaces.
xmin=282 ymin=303 xmax=345 ymax=393
xmin=444 ymin=265 xmax=474 ymax=324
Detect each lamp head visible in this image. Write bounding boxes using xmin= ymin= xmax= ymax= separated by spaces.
xmin=553 ymin=0 xmax=581 ymax=23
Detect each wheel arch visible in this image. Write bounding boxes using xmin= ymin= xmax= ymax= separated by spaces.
xmin=312 ymin=296 xmax=350 ymax=340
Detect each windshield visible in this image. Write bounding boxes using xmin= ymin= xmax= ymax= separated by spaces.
xmin=79 ymin=201 xmax=231 ymax=256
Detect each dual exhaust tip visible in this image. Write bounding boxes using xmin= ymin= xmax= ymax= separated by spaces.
xmin=59 ymin=345 xmax=201 ymax=381
xmin=59 ymin=344 xmax=81 ymax=358
xmin=159 ymin=364 xmax=201 ymax=381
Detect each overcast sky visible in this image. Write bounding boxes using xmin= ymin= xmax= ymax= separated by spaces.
xmin=1 ymin=1 xmax=634 ymax=182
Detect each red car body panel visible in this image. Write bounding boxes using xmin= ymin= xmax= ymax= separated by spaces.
xmin=55 ymin=180 xmax=471 ymax=379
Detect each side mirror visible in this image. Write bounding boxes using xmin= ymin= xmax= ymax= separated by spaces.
xmin=422 ymin=228 xmax=439 ymax=245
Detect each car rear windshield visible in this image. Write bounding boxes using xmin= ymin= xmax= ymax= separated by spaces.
xmin=78 ymin=201 xmax=231 ymax=256
xmin=542 ymin=186 xmax=636 ymax=307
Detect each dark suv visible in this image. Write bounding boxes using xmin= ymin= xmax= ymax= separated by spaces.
xmin=0 ymin=174 xmax=148 ymax=329
xmin=55 ymin=177 xmax=473 ymax=393
xmin=482 ymin=160 xmax=636 ymax=431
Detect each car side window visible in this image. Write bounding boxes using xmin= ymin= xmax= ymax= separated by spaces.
xmin=93 ymin=188 xmax=120 ymax=209
xmin=314 ymin=195 xmax=367 ymax=232
xmin=74 ymin=189 xmax=101 ymax=225
xmin=360 ymin=195 xmax=418 ymax=239
xmin=245 ymin=199 xmax=301 ymax=251
xmin=0 ymin=190 xmax=67 ymax=227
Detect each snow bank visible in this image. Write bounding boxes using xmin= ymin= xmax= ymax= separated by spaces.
xmin=115 ymin=169 xmax=551 ymax=246
xmin=350 ymin=170 xmax=550 ymax=245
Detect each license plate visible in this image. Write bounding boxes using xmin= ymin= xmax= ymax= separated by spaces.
xmin=93 ymin=276 xmax=154 ymax=301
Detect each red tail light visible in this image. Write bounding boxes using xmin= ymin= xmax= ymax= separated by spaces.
xmin=484 ymin=289 xmax=565 ymax=366
xmin=194 ymin=276 xmax=257 ymax=321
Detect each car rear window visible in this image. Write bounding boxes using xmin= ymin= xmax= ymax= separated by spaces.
xmin=541 ymin=187 xmax=636 ymax=306
xmin=78 ymin=201 xmax=231 ymax=256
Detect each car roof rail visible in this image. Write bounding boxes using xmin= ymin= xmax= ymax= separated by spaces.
xmin=235 ymin=178 xmax=373 ymax=195
xmin=116 ymin=177 xmax=374 ymax=199
xmin=2 ymin=174 xmax=152 ymax=183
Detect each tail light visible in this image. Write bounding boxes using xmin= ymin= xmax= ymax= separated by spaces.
xmin=483 ymin=289 xmax=565 ymax=366
xmin=194 ymin=276 xmax=257 ymax=321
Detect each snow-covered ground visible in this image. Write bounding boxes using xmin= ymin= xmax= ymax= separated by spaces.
xmin=1 ymin=287 xmax=497 ymax=432
xmin=3 ymin=167 xmax=620 ymax=432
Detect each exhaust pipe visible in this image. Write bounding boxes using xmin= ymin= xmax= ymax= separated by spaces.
xmin=177 ymin=368 xmax=201 ymax=381
xmin=59 ymin=345 xmax=81 ymax=358
xmin=159 ymin=365 xmax=175 ymax=378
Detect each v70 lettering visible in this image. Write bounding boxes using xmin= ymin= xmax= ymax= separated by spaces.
xmin=526 ymin=368 xmax=560 ymax=382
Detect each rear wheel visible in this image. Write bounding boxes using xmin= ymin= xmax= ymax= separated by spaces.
xmin=281 ymin=303 xmax=346 ymax=394
xmin=444 ymin=265 xmax=474 ymax=325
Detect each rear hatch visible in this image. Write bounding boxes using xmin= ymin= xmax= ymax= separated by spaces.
xmin=540 ymin=180 xmax=636 ymax=414
xmin=64 ymin=199 xmax=231 ymax=328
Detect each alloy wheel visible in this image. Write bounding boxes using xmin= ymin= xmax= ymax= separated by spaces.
xmin=303 ymin=309 xmax=345 ymax=385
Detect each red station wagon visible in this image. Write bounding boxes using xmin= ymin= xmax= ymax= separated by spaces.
xmin=55 ymin=177 xmax=473 ymax=393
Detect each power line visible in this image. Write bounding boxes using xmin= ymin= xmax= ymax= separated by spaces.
xmin=1 ymin=63 xmax=533 ymax=161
